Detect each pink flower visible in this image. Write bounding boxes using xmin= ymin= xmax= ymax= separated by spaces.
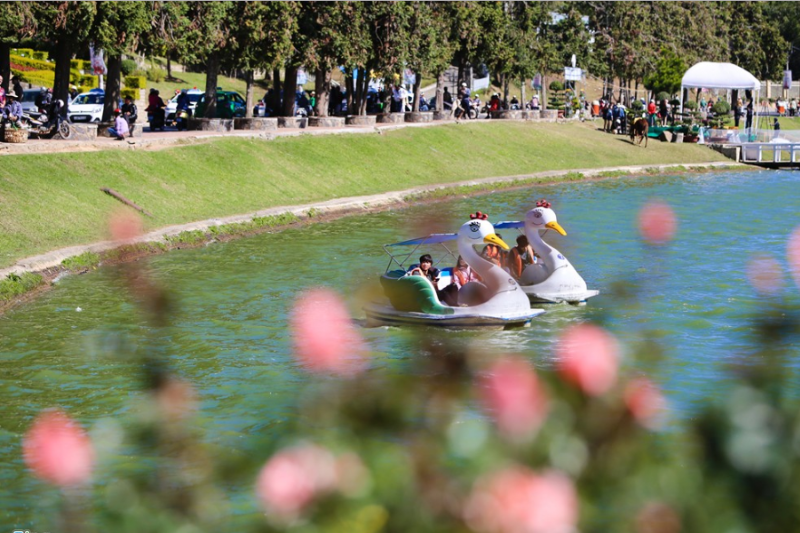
xmin=464 ymin=467 xmax=578 ymax=533
xmin=23 ymin=410 xmax=94 ymax=486
xmin=556 ymin=323 xmax=619 ymax=396
xmin=624 ymin=377 xmax=667 ymax=429
xmin=255 ymin=443 xmax=343 ymax=519
xmin=787 ymin=226 xmax=800 ymax=288
xmin=108 ymin=210 xmax=143 ymax=242
xmin=480 ymin=356 xmax=548 ymax=439
xmin=747 ymin=254 xmax=784 ymax=296
xmin=290 ymin=288 xmax=366 ymax=376
xmin=638 ymin=201 xmax=676 ymax=245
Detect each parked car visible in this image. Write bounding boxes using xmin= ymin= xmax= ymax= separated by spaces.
xmin=20 ymin=89 xmax=40 ymax=114
xmin=164 ymin=88 xmax=203 ymax=122
xmin=194 ymin=91 xmax=246 ymax=119
xmin=68 ymin=88 xmax=119 ymax=123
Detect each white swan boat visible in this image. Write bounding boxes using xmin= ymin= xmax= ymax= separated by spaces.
xmin=364 ymin=214 xmax=546 ymax=328
xmin=495 ymin=200 xmax=599 ymax=305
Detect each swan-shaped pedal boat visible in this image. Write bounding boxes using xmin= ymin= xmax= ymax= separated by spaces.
xmin=364 ymin=213 xmax=545 ymax=328
xmin=496 ymin=200 xmax=599 ymax=305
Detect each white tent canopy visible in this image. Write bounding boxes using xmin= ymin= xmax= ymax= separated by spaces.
xmin=681 ymin=62 xmax=760 ymax=90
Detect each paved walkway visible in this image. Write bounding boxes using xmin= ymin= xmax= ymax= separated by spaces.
xmin=0 ymin=160 xmax=743 ymax=279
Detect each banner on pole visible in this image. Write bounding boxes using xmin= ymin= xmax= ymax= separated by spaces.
xmin=783 ymin=70 xmax=792 ymax=90
xmin=89 ymin=44 xmax=107 ymax=75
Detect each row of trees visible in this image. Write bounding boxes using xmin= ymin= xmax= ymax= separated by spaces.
xmin=0 ymin=1 xmax=796 ymax=121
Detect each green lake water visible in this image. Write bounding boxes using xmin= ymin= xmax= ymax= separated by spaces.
xmin=3 ymin=168 xmax=800 ymax=526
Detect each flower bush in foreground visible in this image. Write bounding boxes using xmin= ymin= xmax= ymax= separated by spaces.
xmin=20 ymin=206 xmax=800 ymax=533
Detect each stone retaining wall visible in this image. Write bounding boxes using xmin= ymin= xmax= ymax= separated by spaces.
xmin=277 ymin=117 xmax=308 ymax=129
xmin=404 ymin=112 xmax=433 ymax=123
xmin=539 ymin=110 xmax=559 ymax=120
xmin=233 ymin=117 xmax=278 ymax=130
xmin=58 ymin=123 xmax=97 ymax=141
xmin=308 ymin=116 xmax=346 ymax=128
xmin=433 ymin=111 xmax=453 ymax=121
xmin=346 ymin=115 xmax=377 ymax=126
xmin=188 ymin=118 xmax=234 ymax=132
xmin=376 ymin=113 xmax=404 ymax=124
xmin=490 ymin=110 xmax=525 ymax=120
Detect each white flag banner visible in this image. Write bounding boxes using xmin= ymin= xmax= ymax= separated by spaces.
xmin=89 ymin=44 xmax=107 ymax=76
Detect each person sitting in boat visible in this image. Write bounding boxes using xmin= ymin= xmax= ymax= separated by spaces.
xmin=452 ymin=255 xmax=481 ymax=288
xmin=408 ymin=254 xmax=440 ymax=284
xmin=481 ymin=232 xmax=506 ymax=267
xmin=508 ymin=234 xmax=536 ymax=280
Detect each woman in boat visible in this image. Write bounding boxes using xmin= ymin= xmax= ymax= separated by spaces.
xmin=507 ymin=235 xmax=536 ymax=280
xmin=481 ymin=233 xmax=506 ymax=267
xmin=452 ymin=255 xmax=481 ymax=288
xmin=408 ymin=254 xmax=440 ymax=283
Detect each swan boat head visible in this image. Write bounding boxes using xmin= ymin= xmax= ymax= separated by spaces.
xmin=525 ymin=200 xmax=567 ymax=237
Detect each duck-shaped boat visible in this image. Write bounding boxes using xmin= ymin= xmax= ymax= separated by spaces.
xmin=364 ymin=213 xmax=545 ymax=328
xmin=496 ymin=200 xmax=599 ymax=305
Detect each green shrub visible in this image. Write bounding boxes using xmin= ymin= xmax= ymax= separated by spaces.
xmin=548 ymin=80 xmax=564 ymax=92
xmin=656 ymin=91 xmax=670 ymax=102
xmin=12 ymin=48 xmax=34 ymax=57
xmin=80 ymin=75 xmax=98 ymax=88
xmin=121 ymin=88 xmax=139 ymax=101
xmin=146 ymin=67 xmax=165 ymax=83
xmin=70 ymin=59 xmax=91 ymax=71
xmin=630 ymin=99 xmax=645 ymax=112
xmin=712 ymin=100 xmax=731 ymax=115
xmin=22 ymin=70 xmax=55 ymax=88
xmin=121 ymin=59 xmax=137 ymax=76
xmin=131 ymin=68 xmax=147 ymax=78
xmin=124 ymin=76 xmax=147 ymax=89
xmin=683 ymin=100 xmax=697 ymax=111
xmin=0 ymin=272 xmax=43 ymax=301
xmin=31 ymin=51 xmax=48 ymax=61
xmin=69 ymin=68 xmax=82 ymax=84
xmin=10 ymin=54 xmax=54 ymax=71
xmin=77 ymin=85 xmax=94 ymax=94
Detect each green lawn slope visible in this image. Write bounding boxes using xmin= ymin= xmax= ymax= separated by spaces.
xmin=0 ymin=121 xmax=728 ymax=268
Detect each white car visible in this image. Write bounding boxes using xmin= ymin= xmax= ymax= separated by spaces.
xmin=165 ymin=89 xmax=203 ymax=121
xmin=68 ymin=90 xmax=105 ymax=122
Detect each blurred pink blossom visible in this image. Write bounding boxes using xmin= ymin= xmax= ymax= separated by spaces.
xmin=557 ymin=323 xmax=619 ymax=396
xmin=638 ymin=201 xmax=676 ymax=245
xmin=624 ymin=377 xmax=667 ymax=429
xmin=747 ymin=254 xmax=784 ymax=295
xmin=256 ymin=443 xmax=364 ymax=520
xmin=23 ymin=410 xmax=94 ymax=486
xmin=480 ymin=356 xmax=548 ymax=439
xmin=464 ymin=467 xmax=578 ymax=533
xmin=290 ymin=288 xmax=366 ymax=376
xmin=108 ymin=210 xmax=143 ymax=242
xmin=787 ymin=226 xmax=800 ymax=288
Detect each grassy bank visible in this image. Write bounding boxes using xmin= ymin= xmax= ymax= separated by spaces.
xmin=0 ymin=121 xmax=727 ymax=268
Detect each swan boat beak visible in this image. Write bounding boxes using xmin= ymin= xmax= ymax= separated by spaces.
xmin=484 ymin=233 xmax=510 ymax=250
xmin=545 ymin=221 xmax=567 ymax=236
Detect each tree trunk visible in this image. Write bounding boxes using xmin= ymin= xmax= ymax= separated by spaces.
xmin=412 ymin=73 xmax=421 ymax=112
xmin=166 ymin=54 xmax=172 ymax=80
xmin=542 ymin=74 xmax=547 ymax=110
xmin=244 ymin=70 xmax=254 ymax=118
xmin=358 ymin=70 xmax=368 ymax=115
xmin=435 ymin=71 xmax=444 ymax=112
xmin=315 ymin=67 xmax=331 ymax=117
xmin=102 ymin=54 xmax=122 ymax=122
xmin=272 ymin=68 xmax=281 ymax=113
xmin=53 ymin=42 xmax=72 ymax=115
xmin=520 ymin=78 xmax=526 ymax=107
xmin=282 ymin=64 xmax=297 ymax=117
xmin=502 ymin=76 xmax=509 ymax=107
xmin=0 ymin=42 xmax=9 ymax=91
xmin=457 ymin=61 xmax=465 ymax=87
xmin=204 ymin=51 xmax=220 ymax=118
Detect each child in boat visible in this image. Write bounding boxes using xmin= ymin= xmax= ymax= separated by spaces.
xmin=408 ymin=254 xmax=440 ymax=284
xmin=452 ymin=255 xmax=481 ymax=288
xmin=508 ymin=235 xmax=536 ymax=280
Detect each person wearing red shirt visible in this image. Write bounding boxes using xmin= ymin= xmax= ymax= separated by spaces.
xmin=647 ymin=99 xmax=657 ymax=127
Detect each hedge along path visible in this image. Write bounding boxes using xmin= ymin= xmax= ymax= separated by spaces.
xmin=0 ymin=159 xmax=742 ymax=285
xmin=0 ymin=121 xmax=732 ymax=270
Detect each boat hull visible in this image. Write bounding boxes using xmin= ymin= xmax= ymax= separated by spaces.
xmin=521 ymin=288 xmax=600 ymax=305
xmin=364 ymin=302 xmax=545 ymax=329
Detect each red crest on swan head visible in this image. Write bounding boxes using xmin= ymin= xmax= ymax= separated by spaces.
xmin=535 ymin=199 xmax=552 ymax=209
xmin=469 ymin=211 xmax=489 ymax=220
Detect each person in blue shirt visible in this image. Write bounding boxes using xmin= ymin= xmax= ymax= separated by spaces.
xmin=3 ymin=91 xmax=23 ymax=128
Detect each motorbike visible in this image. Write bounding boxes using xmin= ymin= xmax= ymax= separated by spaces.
xmin=148 ymin=106 xmax=166 ymax=131
xmin=24 ymin=100 xmax=73 ymax=139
